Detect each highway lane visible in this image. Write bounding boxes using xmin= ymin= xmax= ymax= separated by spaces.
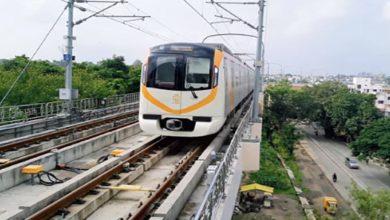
xmin=299 ymin=125 xmax=390 ymax=202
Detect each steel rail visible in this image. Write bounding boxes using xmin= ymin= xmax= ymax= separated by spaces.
xmin=130 ymin=138 xmax=210 ymax=219
xmin=0 ymin=110 xmax=138 ymax=153
xmin=26 ymin=136 xmax=169 ymax=220
xmin=0 ymin=117 xmax=138 ymax=169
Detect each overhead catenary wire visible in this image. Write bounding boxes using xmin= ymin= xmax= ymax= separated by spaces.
xmin=0 ymin=6 xmax=68 ymax=107
xmin=213 ymin=2 xmax=257 ymax=30
xmin=183 ymin=0 xmax=235 ymax=50
xmin=125 ymin=2 xmax=188 ymax=41
xmin=83 ymin=2 xmax=172 ymax=41
xmin=212 ymin=4 xmax=242 ymax=53
xmin=60 ymin=0 xmax=171 ymax=41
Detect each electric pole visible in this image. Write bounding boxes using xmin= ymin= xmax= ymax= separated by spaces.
xmin=206 ymin=0 xmax=266 ymax=122
xmin=251 ymin=0 xmax=265 ymax=122
xmin=58 ymin=0 xmax=143 ymax=114
xmin=59 ymin=0 xmax=76 ymax=114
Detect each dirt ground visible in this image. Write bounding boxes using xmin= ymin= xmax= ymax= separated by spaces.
xmin=234 ymin=143 xmax=354 ymax=220
xmin=233 ymin=194 xmax=304 ymax=220
xmin=296 ymin=143 xmax=353 ymax=219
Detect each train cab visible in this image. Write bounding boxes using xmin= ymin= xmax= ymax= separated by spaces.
xmin=139 ymin=43 xmax=226 ymax=137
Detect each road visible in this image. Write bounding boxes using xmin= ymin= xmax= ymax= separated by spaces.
xmin=299 ymin=125 xmax=390 ymax=202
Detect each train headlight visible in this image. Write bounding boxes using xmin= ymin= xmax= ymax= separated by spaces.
xmin=213 ymin=66 xmax=219 ymax=87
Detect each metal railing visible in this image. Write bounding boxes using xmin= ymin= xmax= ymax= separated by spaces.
xmin=194 ymin=106 xmax=251 ymax=220
xmin=0 ymin=92 xmax=139 ymax=125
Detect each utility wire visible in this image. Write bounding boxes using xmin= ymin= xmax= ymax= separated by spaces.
xmin=212 ymin=4 xmax=241 ymax=52
xmin=125 ymin=2 xmax=187 ymax=40
xmin=214 ymin=2 xmax=257 ymax=30
xmin=183 ymin=0 xmax=234 ymax=50
xmin=214 ymin=4 xmax=257 ymax=56
xmin=84 ymin=2 xmax=172 ymax=41
xmin=0 ymin=6 xmax=68 ymax=107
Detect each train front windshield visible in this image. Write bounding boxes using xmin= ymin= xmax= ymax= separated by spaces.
xmin=145 ymin=54 xmax=213 ymax=91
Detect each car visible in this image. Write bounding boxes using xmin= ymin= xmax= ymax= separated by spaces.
xmin=345 ymin=157 xmax=359 ymax=169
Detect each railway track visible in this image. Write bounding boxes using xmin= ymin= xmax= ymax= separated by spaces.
xmin=0 ymin=101 xmax=139 ymax=142
xmin=0 ymin=110 xmax=138 ymax=169
xmin=26 ymin=136 xmax=211 ymax=220
xmin=0 ymin=102 xmax=251 ymax=219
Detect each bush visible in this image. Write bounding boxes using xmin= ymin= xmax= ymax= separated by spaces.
xmin=249 ymin=141 xmax=293 ymax=193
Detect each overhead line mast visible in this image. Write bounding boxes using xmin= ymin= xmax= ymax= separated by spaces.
xmin=62 ymin=0 xmax=75 ymax=114
xmin=253 ymin=0 xmax=265 ymax=122
xmin=60 ymin=0 xmax=148 ymax=114
xmin=208 ymin=0 xmax=266 ymax=122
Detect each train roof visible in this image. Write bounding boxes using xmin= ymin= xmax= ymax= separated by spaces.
xmin=202 ymin=43 xmax=233 ymax=55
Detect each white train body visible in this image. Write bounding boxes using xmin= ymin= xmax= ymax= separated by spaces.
xmin=139 ymin=43 xmax=254 ymax=137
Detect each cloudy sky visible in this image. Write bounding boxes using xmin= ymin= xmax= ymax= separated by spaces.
xmin=1 ymin=0 xmax=390 ymax=75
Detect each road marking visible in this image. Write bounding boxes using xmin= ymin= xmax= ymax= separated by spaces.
xmin=307 ymin=135 xmax=367 ymax=189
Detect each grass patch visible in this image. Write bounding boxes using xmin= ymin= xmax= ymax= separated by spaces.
xmin=285 ymin=158 xmax=303 ymax=187
xmin=249 ymin=140 xmax=295 ymax=195
xmin=274 ymin=137 xmax=304 ymax=188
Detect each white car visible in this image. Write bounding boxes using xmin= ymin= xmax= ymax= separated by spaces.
xmin=345 ymin=157 xmax=359 ymax=169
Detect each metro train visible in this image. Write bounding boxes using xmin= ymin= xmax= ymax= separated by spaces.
xmin=139 ymin=43 xmax=254 ymax=137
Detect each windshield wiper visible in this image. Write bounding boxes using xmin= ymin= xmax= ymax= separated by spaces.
xmin=189 ymin=86 xmax=198 ymax=99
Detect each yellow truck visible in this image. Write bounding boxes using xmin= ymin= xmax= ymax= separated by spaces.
xmin=323 ymin=196 xmax=338 ymax=214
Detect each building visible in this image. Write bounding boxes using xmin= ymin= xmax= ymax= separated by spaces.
xmin=348 ymin=77 xmax=382 ymax=95
xmin=376 ymin=87 xmax=390 ymax=116
xmin=348 ymin=77 xmax=390 ymax=116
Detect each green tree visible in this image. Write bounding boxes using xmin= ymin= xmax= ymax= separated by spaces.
xmin=0 ymin=58 xmax=63 ymax=105
xmin=264 ymin=80 xmax=297 ymax=129
xmin=291 ymin=88 xmax=315 ymax=121
xmin=350 ymin=118 xmax=390 ymax=161
xmin=303 ymin=81 xmax=349 ymax=138
xmin=326 ymin=91 xmax=381 ymax=141
xmin=1 ymin=55 xmax=29 ymax=71
xmin=128 ymin=64 xmax=141 ymax=92
xmin=350 ymin=182 xmax=390 ymax=220
xmin=303 ymin=81 xmax=381 ymax=140
xmin=263 ymin=81 xmax=303 ymax=156
xmin=73 ymin=68 xmax=116 ymax=99
xmin=0 ymin=56 xmax=119 ymax=106
xmin=97 ymin=55 xmax=130 ymax=94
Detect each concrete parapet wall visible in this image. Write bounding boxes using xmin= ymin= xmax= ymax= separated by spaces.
xmin=241 ymin=122 xmax=261 ymax=172
xmin=0 ymin=116 xmax=70 ymax=142
xmin=4 ymin=125 xmax=110 ymax=160
xmin=198 ymin=126 xmax=230 ymax=164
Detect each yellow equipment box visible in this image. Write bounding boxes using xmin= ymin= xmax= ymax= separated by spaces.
xmin=22 ymin=165 xmax=44 ymax=174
